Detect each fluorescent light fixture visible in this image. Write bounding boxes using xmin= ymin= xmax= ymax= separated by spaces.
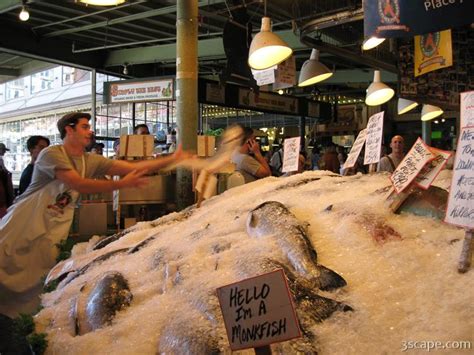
xmin=397 ymin=98 xmax=418 ymax=115
xmin=298 ymin=49 xmax=333 ymax=87
xmin=365 ymin=70 xmax=394 ymax=106
xmin=362 ymin=36 xmax=386 ymax=50
xmin=19 ymin=6 xmax=29 ymax=21
xmin=248 ymin=17 xmax=293 ymax=70
xmin=79 ymin=0 xmax=126 ymax=5
xmin=421 ymin=104 xmax=443 ymax=121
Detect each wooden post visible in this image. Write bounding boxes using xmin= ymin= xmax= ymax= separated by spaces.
xmin=255 ymin=345 xmax=272 ymax=354
xmin=458 ymin=230 xmax=473 ymax=273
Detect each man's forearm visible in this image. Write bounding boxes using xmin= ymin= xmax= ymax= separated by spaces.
xmin=254 ymin=153 xmax=271 ymax=176
xmin=133 ymin=154 xmax=176 ymax=172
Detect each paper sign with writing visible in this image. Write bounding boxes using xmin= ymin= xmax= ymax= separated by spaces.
xmin=282 ymin=137 xmax=301 ymax=173
xmin=216 ymin=269 xmax=301 ymax=351
xmin=344 ymin=129 xmax=367 ymax=169
xmin=390 ymin=137 xmax=434 ymax=193
xmin=460 ymin=91 xmax=474 ymax=128
xmin=445 ymin=126 xmax=474 ymax=229
xmin=414 ymin=147 xmax=452 ymax=190
xmin=364 ymin=112 xmax=384 ymax=165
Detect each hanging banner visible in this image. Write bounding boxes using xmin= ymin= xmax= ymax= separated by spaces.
xmin=445 ymin=126 xmax=474 ymax=229
xmin=364 ymin=112 xmax=384 ymax=165
xmin=460 ymin=91 xmax=474 ymax=128
xmin=414 ymin=30 xmax=452 ymax=77
xmin=390 ymin=138 xmax=435 ymax=194
xmin=104 ymin=78 xmax=174 ymax=104
xmin=364 ymin=0 xmax=474 ymax=39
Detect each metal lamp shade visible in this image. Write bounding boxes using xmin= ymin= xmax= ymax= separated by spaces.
xmin=362 ymin=37 xmax=386 ymax=51
xmin=298 ymin=49 xmax=333 ymax=87
xmin=421 ymin=104 xmax=443 ymax=121
xmin=248 ymin=17 xmax=293 ymax=70
xmin=365 ymin=70 xmax=394 ymax=106
xmin=80 ymin=0 xmax=125 ymax=5
xmin=397 ymin=98 xmax=418 ymax=115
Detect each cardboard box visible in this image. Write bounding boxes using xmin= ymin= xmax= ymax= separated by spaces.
xmin=119 ymin=134 xmax=154 ymax=157
xmin=197 ymin=135 xmax=216 ymax=157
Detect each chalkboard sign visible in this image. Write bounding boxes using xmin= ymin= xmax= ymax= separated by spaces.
xmin=414 ymin=147 xmax=452 ymax=190
xmin=445 ymin=126 xmax=474 ymax=229
xmin=344 ymin=128 xmax=367 ymax=169
xmin=216 ymin=269 xmax=301 ymax=351
xmin=364 ymin=112 xmax=384 ymax=165
xmin=390 ymin=138 xmax=434 ymax=193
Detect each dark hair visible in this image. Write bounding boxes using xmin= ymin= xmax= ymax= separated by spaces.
xmin=134 ymin=124 xmax=150 ymax=134
xmin=237 ymin=125 xmax=254 ymax=145
xmin=26 ymin=135 xmax=50 ymax=152
xmin=57 ymin=112 xmax=91 ymax=139
xmin=94 ymin=142 xmax=105 ymax=149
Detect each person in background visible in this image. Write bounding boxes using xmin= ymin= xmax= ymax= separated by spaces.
xmin=337 ymin=145 xmax=347 ymax=175
xmin=269 ymin=144 xmax=283 ymax=176
xmin=134 ymin=124 xmax=150 ymax=135
xmin=0 ymin=143 xmax=14 ymax=218
xmin=311 ymin=146 xmax=320 ymax=170
xmin=377 ymin=135 xmax=405 ymax=173
xmin=91 ymin=142 xmax=105 ymax=155
xmin=231 ymin=126 xmax=271 ymax=183
xmin=19 ymin=136 xmax=50 ymax=195
xmin=0 ymin=112 xmax=193 ymax=316
xmin=320 ymin=144 xmax=340 ymax=174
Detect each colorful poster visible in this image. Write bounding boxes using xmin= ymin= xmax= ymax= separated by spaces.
xmin=282 ymin=137 xmax=301 ymax=173
xmin=107 ymin=79 xmax=174 ymax=103
xmin=414 ymin=30 xmax=452 ymax=77
xmin=460 ymin=91 xmax=474 ymax=128
xmin=390 ymin=138 xmax=434 ymax=193
xmin=344 ymin=129 xmax=367 ymax=169
xmin=445 ymin=126 xmax=474 ymax=229
xmin=364 ymin=112 xmax=384 ymax=165
xmin=414 ymin=147 xmax=452 ymax=190
xmin=364 ymin=0 xmax=474 ymax=39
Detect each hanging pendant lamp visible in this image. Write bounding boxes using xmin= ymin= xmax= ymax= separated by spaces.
xmin=79 ymin=0 xmax=125 ymax=5
xmin=362 ymin=36 xmax=386 ymax=51
xmin=421 ymin=104 xmax=443 ymax=121
xmin=397 ymin=98 xmax=418 ymax=115
xmin=248 ymin=16 xmax=293 ymax=70
xmin=298 ymin=49 xmax=333 ymax=87
xmin=365 ymin=70 xmax=394 ymax=106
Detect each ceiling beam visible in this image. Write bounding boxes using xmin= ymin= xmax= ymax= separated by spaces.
xmin=0 ymin=67 xmax=19 ymax=76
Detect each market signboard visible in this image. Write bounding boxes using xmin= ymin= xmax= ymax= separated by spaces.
xmin=238 ymin=88 xmax=298 ymax=114
xmin=104 ymin=78 xmax=174 ymax=104
xmin=445 ymin=126 xmax=474 ymax=229
xmin=344 ymin=128 xmax=367 ymax=169
xmin=364 ymin=112 xmax=384 ymax=165
xmin=364 ymin=0 xmax=473 ymax=39
xmin=414 ymin=30 xmax=452 ymax=77
xmin=216 ymin=269 xmax=301 ymax=351
xmin=282 ymin=137 xmax=301 ymax=173
xmin=390 ymin=138 xmax=435 ymax=193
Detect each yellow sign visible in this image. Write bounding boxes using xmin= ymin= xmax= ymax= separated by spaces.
xmin=414 ymin=29 xmax=452 ymax=77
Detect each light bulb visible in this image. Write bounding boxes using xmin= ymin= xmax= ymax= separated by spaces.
xmin=19 ymin=6 xmax=29 ymax=21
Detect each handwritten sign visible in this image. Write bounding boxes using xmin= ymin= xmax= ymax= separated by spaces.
xmin=282 ymin=137 xmax=301 ymax=173
xmin=460 ymin=91 xmax=474 ymax=128
xmin=364 ymin=112 xmax=384 ymax=165
xmin=344 ymin=129 xmax=367 ymax=169
xmin=414 ymin=147 xmax=452 ymax=190
xmin=216 ymin=269 xmax=301 ymax=351
xmin=445 ymin=126 xmax=474 ymax=229
xmin=390 ymin=138 xmax=434 ymax=193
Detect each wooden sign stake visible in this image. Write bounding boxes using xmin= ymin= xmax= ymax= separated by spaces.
xmin=458 ymin=230 xmax=473 ymax=273
xmin=254 ymin=345 xmax=272 ymax=354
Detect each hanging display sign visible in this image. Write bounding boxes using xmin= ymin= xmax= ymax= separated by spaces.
xmin=414 ymin=30 xmax=452 ymax=77
xmin=344 ymin=128 xmax=367 ymax=169
xmin=251 ymin=56 xmax=296 ymax=89
xmin=216 ymin=269 xmax=301 ymax=351
xmin=364 ymin=112 xmax=384 ymax=165
xmin=104 ymin=78 xmax=174 ymax=104
xmin=414 ymin=147 xmax=452 ymax=189
xmin=282 ymin=137 xmax=301 ymax=173
xmin=445 ymin=126 xmax=474 ymax=229
xmin=460 ymin=91 xmax=474 ymax=128
xmin=206 ymin=83 xmax=225 ymax=104
xmin=390 ymin=138 xmax=435 ymax=193
xmin=364 ymin=0 xmax=474 ymax=39
xmin=238 ymin=88 xmax=298 ymax=114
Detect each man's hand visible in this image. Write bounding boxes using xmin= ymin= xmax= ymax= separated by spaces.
xmin=119 ymin=169 xmax=149 ymax=189
xmin=248 ymin=138 xmax=262 ymax=156
xmin=172 ymin=144 xmax=194 ymax=161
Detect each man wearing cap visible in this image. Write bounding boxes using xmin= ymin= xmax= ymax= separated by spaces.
xmin=0 ymin=112 xmax=192 ymax=316
xmin=0 ymin=142 xmax=14 ymax=218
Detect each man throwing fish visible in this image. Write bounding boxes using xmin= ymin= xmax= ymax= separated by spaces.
xmin=0 ymin=112 xmax=193 ymax=316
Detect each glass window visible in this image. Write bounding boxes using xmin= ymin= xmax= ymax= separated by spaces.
xmin=6 ymin=78 xmax=26 ymax=100
xmin=0 ymin=83 xmax=5 ymax=104
xmin=62 ymin=66 xmax=91 ymax=86
xmin=31 ymin=69 xmax=54 ymax=94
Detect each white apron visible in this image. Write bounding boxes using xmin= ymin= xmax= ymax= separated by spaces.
xmin=0 ymin=147 xmax=85 ymax=295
